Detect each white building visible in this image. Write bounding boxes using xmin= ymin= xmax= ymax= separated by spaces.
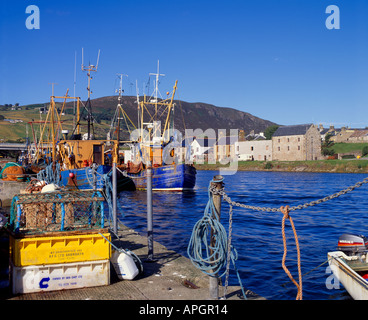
xmin=190 ymin=137 xmax=217 ymax=163
xmin=234 ymin=140 xmax=272 ymax=161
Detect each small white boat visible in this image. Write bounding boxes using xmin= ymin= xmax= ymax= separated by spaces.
xmin=328 ymin=233 xmax=368 ymax=300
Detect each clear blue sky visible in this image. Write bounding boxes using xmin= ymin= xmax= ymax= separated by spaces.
xmin=1 ymin=0 xmax=368 ymax=128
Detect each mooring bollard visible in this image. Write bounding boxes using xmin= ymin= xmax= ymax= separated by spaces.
xmin=209 ymin=175 xmax=224 ymax=300
xmin=147 ymin=166 xmax=154 ymax=260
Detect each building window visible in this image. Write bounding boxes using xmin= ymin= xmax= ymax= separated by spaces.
xmin=287 ymin=146 xmax=290 ymax=151
xmin=278 ymin=139 xmax=280 ymax=143
xmin=287 ymin=138 xmax=290 ymax=142
xmin=298 ymin=146 xmax=300 ymax=150
xmin=278 ymin=147 xmax=280 ymax=151
xmin=298 ymin=137 xmax=300 ymax=142
xmin=251 ymin=146 xmax=254 ymax=151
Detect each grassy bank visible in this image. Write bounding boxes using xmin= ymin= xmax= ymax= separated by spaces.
xmin=194 ymin=159 xmax=368 ymax=173
xmin=331 ymin=143 xmax=368 ymax=154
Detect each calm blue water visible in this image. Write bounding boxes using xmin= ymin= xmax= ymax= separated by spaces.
xmin=117 ymin=170 xmax=368 ymax=300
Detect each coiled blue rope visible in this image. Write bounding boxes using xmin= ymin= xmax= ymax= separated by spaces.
xmin=187 ymin=183 xmax=228 ymax=276
xmin=187 ymin=179 xmax=246 ymax=299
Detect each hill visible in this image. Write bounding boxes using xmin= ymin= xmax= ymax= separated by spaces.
xmin=0 ymin=96 xmax=277 ymax=142
xmin=69 ymin=96 xmax=277 ymax=140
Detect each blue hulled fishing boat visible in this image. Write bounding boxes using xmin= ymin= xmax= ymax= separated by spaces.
xmin=128 ymin=163 xmax=196 ymax=191
xmin=120 ymin=63 xmax=196 ymax=191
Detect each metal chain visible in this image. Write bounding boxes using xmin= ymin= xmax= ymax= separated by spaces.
xmin=210 ymin=177 xmax=368 ymax=213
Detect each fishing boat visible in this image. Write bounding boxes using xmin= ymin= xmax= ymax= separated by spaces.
xmin=27 ymin=52 xmax=135 ymax=191
xmin=126 ymin=162 xmax=196 ymax=191
xmin=57 ymin=138 xmax=134 ymax=191
xmin=328 ymin=233 xmax=368 ymax=300
xmin=117 ymin=62 xmax=196 ymax=191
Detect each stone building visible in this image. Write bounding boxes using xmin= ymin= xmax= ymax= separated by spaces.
xmin=348 ymin=129 xmax=368 ymax=143
xmin=272 ymin=124 xmax=322 ymax=161
xmin=331 ymin=127 xmax=355 ymax=143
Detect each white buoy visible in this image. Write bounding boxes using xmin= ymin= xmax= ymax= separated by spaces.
xmin=41 ymin=183 xmax=58 ymax=193
xmin=110 ymin=249 xmax=139 ymax=280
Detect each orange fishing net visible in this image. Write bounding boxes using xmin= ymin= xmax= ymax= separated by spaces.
xmin=2 ymin=165 xmax=25 ymax=181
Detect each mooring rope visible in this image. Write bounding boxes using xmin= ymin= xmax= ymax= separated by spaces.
xmin=187 ymin=183 xmax=228 ymax=276
xmin=187 ymin=179 xmax=246 ymax=299
xmin=280 ymin=205 xmax=302 ymax=300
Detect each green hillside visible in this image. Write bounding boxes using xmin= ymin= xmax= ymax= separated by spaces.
xmin=0 ymin=104 xmax=112 ymax=142
xmin=0 ymin=96 xmax=276 ymax=142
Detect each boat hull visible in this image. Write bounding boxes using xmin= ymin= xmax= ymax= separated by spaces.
xmin=60 ymin=165 xmax=135 ymax=191
xmin=128 ymin=164 xmax=196 ymax=191
xmin=328 ymin=251 xmax=368 ymax=300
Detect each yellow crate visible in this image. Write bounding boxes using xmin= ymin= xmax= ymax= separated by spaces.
xmin=9 ymin=231 xmax=111 ymax=267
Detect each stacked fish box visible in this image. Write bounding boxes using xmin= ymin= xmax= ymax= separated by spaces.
xmin=8 ymin=190 xmax=111 ymax=294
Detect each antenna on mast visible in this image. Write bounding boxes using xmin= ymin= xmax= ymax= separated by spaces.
xmin=96 ymin=49 xmax=100 ymax=70
xmin=136 ymin=80 xmax=139 ymax=103
xmin=114 ymin=73 xmax=127 ymax=144
xmin=81 ymin=48 xmax=101 ymax=139
xmin=116 ymin=73 xmax=128 ymax=103
xmin=81 ymin=48 xmax=100 ymax=98
xmin=149 ymin=60 xmax=165 ymax=103
xmin=136 ymin=80 xmax=141 ymax=129
xmin=49 ymin=82 xmax=58 ymax=97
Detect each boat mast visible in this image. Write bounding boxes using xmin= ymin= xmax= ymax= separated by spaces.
xmin=136 ymin=80 xmax=140 ymax=131
xmin=81 ymin=48 xmax=100 ymax=140
xmin=116 ymin=73 xmax=128 ymax=144
xmin=163 ymin=80 xmax=178 ymax=142
xmin=49 ymin=82 xmax=58 ymax=162
xmin=149 ymin=60 xmax=165 ymax=119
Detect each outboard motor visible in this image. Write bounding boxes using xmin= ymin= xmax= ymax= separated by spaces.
xmin=338 ymin=233 xmax=368 ymax=256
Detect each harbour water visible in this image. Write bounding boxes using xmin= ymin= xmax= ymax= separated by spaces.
xmin=118 ymin=170 xmax=368 ymax=300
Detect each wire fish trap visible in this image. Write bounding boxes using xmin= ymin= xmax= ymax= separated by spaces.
xmin=9 ymin=190 xmax=105 ymax=235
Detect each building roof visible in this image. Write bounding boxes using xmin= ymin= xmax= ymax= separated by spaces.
xmin=319 ymin=128 xmax=330 ymax=135
xmin=272 ymin=124 xmax=313 ymax=137
xmin=349 ymin=129 xmax=368 ymax=138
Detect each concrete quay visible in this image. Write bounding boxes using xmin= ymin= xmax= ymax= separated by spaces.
xmin=0 ymin=181 xmax=28 ymax=207
xmin=2 ymin=223 xmax=265 ymax=301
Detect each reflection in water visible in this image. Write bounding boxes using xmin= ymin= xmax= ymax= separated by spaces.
xmin=118 ymin=190 xmax=202 ymax=252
